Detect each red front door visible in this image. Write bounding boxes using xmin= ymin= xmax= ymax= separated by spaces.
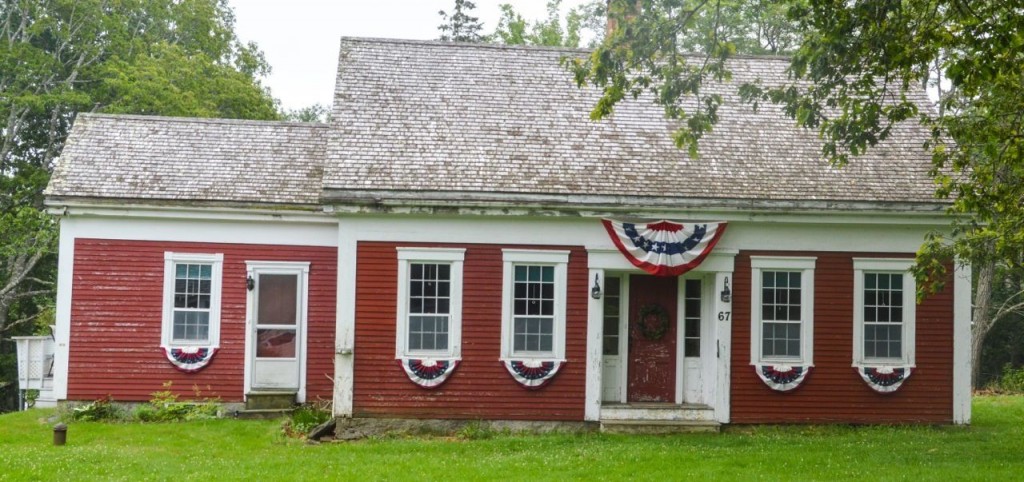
xmin=627 ymin=275 xmax=677 ymax=402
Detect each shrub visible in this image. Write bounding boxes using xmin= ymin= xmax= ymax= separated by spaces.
xmin=999 ymin=364 xmax=1024 ymax=394
xmin=71 ymin=396 xmax=125 ymax=422
xmin=135 ymin=382 xmax=221 ymax=422
xmin=290 ymin=404 xmax=331 ymax=434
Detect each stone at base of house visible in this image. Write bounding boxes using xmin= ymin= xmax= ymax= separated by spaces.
xmin=333 ymin=417 xmax=597 ymax=441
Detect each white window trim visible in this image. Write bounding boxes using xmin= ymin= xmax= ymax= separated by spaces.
xmin=395 ymin=248 xmax=466 ymax=359
xmin=852 ymin=258 xmax=916 ymax=367
xmin=500 ymin=249 xmax=570 ymax=362
xmin=750 ymin=256 xmax=816 ymax=366
xmin=161 ymin=252 xmax=224 ymax=349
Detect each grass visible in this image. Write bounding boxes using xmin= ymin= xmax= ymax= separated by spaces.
xmin=1 ymin=396 xmax=1022 ymax=481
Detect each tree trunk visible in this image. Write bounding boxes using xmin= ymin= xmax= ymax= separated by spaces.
xmin=971 ymin=260 xmax=996 ymax=388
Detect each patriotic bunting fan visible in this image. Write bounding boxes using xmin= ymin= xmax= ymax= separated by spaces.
xmin=602 ymin=219 xmax=727 ymax=276
xmin=163 ymin=346 xmax=217 ymax=373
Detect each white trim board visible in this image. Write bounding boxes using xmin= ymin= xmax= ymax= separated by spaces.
xmin=953 ymin=263 xmax=972 ymax=425
xmin=54 ymin=215 xmax=338 ymax=247
xmin=335 ymin=215 xmax=941 ymax=254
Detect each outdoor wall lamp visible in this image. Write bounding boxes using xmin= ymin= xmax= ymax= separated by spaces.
xmin=720 ymin=277 xmax=731 ymax=303
xmin=246 ymin=275 xmax=255 ymax=291
xmin=591 ymin=274 xmax=602 ymax=300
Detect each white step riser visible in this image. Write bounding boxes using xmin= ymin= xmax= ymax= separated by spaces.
xmin=600 ymin=407 xmax=715 ymax=422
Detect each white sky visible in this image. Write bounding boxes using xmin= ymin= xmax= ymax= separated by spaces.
xmin=230 ymin=0 xmax=592 ymax=111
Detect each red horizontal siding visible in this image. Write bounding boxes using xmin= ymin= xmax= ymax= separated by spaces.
xmin=353 ymin=242 xmax=588 ymax=421
xmin=68 ymin=238 xmax=336 ymax=403
xmin=731 ymin=251 xmax=954 ymax=424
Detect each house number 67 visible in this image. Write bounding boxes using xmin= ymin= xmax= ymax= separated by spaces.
xmin=717 ymin=312 xmax=731 ymax=321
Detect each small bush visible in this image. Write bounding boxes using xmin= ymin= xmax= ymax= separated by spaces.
xmin=71 ymin=396 xmax=125 ymax=422
xmin=457 ymin=420 xmax=498 ymax=440
xmin=290 ymin=405 xmax=331 ymax=433
xmin=135 ymin=382 xmax=221 ymax=422
xmin=999 ymin=364 xmax=1024 ymax=393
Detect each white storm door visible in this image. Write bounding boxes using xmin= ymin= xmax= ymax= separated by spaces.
xmin=248 ymin=262 xmax=308 ymax=392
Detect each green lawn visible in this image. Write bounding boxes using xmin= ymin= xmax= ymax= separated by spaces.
xmin=1 ymin=396 xmax=1021 ymax=481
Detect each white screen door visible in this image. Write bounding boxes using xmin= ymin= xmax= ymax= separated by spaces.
xmin=248 ymin=263 xmax=308 ymax=392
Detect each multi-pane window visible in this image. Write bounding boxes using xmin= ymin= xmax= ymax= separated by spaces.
xmin=750 ymin=257 xmax=815 ymax=365
xmin=863 ymin=273 xmax=904 ymax=359
xmin=395 ymin=248 xmax=464 ymax=359
xmin=172 ymin=263 xmax=213 ymax=342
xmin=408 ymin=263 xmax=451 ymax=352
xmin=854 ymin=258 xmax=915 ymax=366
xmin=760 ymin=271 xmax=802 ymax=359
xmin=513 ymin=265 xmax=555 ymax=353
xmin=501 ymin=249 xmax=569 ymax=361
xmin=602 ymin=277 xmax=622 ymax=356
xmin=683 ymin=279 xmax=702 ymax=357
xmin=161 ymin=252 xmax=222 ymax=349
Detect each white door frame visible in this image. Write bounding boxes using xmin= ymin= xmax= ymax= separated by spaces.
xmin=244 ymin=261 xmax=310 ymax=402
xmin=586 ymin=248 xmax=735 ymax=422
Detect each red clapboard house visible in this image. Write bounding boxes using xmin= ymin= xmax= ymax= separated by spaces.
xmin=43 ymin=38 xmax=972 ymax=429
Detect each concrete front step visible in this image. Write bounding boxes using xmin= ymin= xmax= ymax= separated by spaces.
xmin=233 ymin=408 xmax=294 ymax=420
xmin=600 ymin=419 xmax=721 ymax=434
xmin=600 ymin=403 xmax=715 ymax=422
xmin=245 ymin=391 xmax=296 ymax=410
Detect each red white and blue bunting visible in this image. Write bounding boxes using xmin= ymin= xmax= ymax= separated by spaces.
xmin=503 ymin=360 xmax=564 ymax=389
xmin=755 ymin=364 xmax=811 ymax=392
xmin=857 ymin=366 xmax=912 ymax=393
xmin=399 ymin=358 xmax=460 ymax=389
xmin=163 ymin=346 xmax=217 ymax=373
xmin=602 ymin=219 xmax=727 ymax=276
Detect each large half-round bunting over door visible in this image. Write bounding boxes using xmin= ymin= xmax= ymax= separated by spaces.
xmin=602 ymin=219 xmax=728 ymax=276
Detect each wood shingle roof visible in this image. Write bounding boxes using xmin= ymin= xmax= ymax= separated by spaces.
xmin=47 ymin=37 xmax=943 ymax=212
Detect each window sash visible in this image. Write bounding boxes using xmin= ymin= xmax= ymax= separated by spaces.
xmin=405 ymin=262 xmax=453 ymax=354
xmin=759 ymin=270 xmax=803 ymax=360
xmin=862 ymin=271 xmax=905 ymax=361
xmin=511 ymin=264 xmax=555 ymax=355
xmin=171 ymin=262 xmax=213 ymax=343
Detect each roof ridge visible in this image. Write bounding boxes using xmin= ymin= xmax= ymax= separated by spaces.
xmin=77 ymin=112 xmax=330 ymax=128
xmin=337 ymin=36 xmax=793 ymax=61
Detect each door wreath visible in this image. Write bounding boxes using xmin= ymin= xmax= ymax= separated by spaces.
xmin=636 ymin=303 xmax=670 ymax=340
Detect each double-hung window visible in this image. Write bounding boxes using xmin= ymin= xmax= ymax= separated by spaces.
xmin=395 ymin=248 xmax=465 ymax=359
xmin=853 ymin=258 xmax=916 ymax=366
xmin=750 ymin=256 xmax=816 ymax=366
xmin=161 ymin=252 xmax=224 ymax=348
xmin=500 ymin=249 xmax=569 ymax=361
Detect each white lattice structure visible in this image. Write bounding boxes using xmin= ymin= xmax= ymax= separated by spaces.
xmin=13 ymin=335 xmax=56 ymax=407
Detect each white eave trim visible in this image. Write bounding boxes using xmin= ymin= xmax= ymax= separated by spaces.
xmin=322 ymin=190 xmax=953 ymax=224
xmin=44 ymin=199 xmax=335 ymax=223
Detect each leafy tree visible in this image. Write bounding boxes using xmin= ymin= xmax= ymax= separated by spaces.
xmin=571 ymin=0 xmax=1024 ymax=386
xmin=283 ymin=103 xmax=331 ymax=123
xmin=438 ymin=0 xmax=485 ymax=43
xmin=491 ymin=0 xmax=607 ymax=48
xmin=0 ymin=0 xmax=278 ymax=409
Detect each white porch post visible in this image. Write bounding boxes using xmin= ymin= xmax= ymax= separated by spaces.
xmin=953 ymin=262 xmax=972 ymax=425
xmin=585 ymin=268 xmax=605 ymax=422
xmin=333 ymin=220 xmax=357 ymax=418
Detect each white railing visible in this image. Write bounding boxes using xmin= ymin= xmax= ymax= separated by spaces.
xmin=13 ymin=335 xmax=56 ymax=406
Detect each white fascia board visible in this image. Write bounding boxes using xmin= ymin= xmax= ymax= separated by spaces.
xmin=52 ymin=213 xmax=337 ymax=247
xmin=323 ymin=190 xmax=951 ymax=218
xmin=330 ymin=204 xmax=952 ymax=226
xmin=45 ymin=200 xmax=334 ymax=224
xmin=339 ymin=215 xmax=939 ymax=255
